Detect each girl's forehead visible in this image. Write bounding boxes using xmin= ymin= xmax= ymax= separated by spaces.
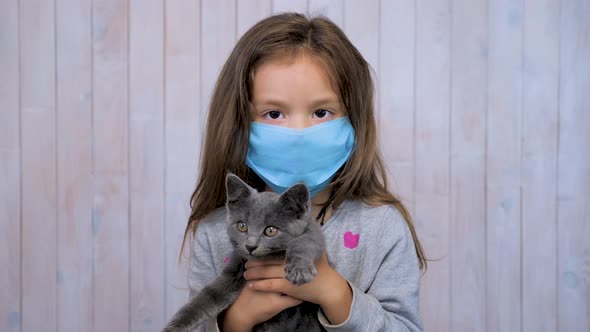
xmin=251 ymin=53 xmax=340 ymax=102
xmin=254 ymin=53 xmax=327 ymax=76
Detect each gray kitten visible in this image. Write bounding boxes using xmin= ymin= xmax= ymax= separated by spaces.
xmin=163 ymin=174 xmax=326 ymax=332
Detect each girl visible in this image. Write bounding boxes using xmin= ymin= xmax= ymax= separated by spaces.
xmin=181 ymin=13 xmax=426 ymax=332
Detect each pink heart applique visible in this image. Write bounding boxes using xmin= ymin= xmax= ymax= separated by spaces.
xmin=223 ymin=256 xmax=229 ymax=264
xmin=343 ymin=232 xmax=360 ymax=249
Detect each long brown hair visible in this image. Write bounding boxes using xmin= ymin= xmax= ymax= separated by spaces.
xmin=180 ymin=13 xmax=427 ymax=271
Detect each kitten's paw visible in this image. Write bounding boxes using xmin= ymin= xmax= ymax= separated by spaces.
xmin=284 ymin=260 xmax=317 ymax=285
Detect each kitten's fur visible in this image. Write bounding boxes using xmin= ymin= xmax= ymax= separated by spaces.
xmin=163 ymin=174 xmax=326 ymax=332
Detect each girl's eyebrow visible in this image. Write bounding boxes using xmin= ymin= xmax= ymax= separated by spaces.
xmin=254 ymin=96 xmax=340 ymax=106
xmin=253 ymin=96 xmax=341 ymax=108
xmin=309 ymin=96 xmax=341 ymax=107
xmin=252 ymin=98 xmax=289 ymax=108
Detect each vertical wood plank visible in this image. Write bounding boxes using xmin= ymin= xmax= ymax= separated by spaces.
xmin=344 ymin=0 xmax=379 ymax=78
xmin=521 ymin=0 xmax=560 ymax=331
xmin=201 ymin=0 xmax=236 ymax=135
xmin=129 ymin=0 xmax=165 ymax=331
xmin=92 ymin=0 xmax=130 ymax=330
xmin=0 ymin=0 xmax=22 ymax=331
xmin=558 ymin=0 xmax=590 ymax=330
xmin=0 ymin=0 xmax=20 ymax=154
xmin=450 ymin=0 xmax=487 ymax=330
xmin=308 ymin=0 xmax=343 ymax=27
xmin=379 ymin=0 xmax=415 ymax=214
xmin=237 ymin=0 xmax=271 ymax=38
xmin=414 ymin=0 xmax=451 ymax=330
xmin=55 ymin=0 xmax=93 ymax=331
xmin=164 ymin=0 xmax=200 ymax=319
xmin=272 ymin=0 xmax=307 ymax=14
xmin=20 ymin=0 xmax=58 ymax=331
xmin=487 ymin=0 xmax=524 ymax=331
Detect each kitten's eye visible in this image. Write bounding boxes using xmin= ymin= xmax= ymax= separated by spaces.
xmin=237 ymin=222 xmax=248 ymax=233
xmin=264 ymin=226 xmax=278 ymax=237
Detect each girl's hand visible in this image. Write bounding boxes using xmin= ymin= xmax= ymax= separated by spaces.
xmin=244 ymin=254 xmax=353 ymax=325
xmin=221 ymin=275 xmax=302 ymax=332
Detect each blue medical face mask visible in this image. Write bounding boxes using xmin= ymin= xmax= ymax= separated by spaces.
xmin=246 ymin=116 xmax=356 ymax=197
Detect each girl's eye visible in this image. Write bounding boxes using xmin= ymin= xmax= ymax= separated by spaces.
xmin=263 ymin=110 xmax=284 ymax=120
xmin=313 ymin=109 xmax=332 ymax=119
xmin=237 ymin=222 xmax=248 ymax=233
xmin=264 ymin=226 xmax=278 ymax=237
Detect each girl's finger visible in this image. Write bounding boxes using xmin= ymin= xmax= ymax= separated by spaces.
xmin=249 ymin=278 xmax=292 ymax=293
xmin=245 ymin=258 xmax=284 ymax=269
xmin=243 ymin=265 xmax=285 ymax=280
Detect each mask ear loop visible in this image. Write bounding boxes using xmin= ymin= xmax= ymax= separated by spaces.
xmin=316 ymin=184 xmax=338 ymax=226
xmin=316 ymin=165 xmax=347 ymax=226
xmin=317 ymin=205 xmax=329 ymax=226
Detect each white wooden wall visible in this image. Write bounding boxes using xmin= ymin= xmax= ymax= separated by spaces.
xmin=1 ymin=0 xmax=589 ymax=331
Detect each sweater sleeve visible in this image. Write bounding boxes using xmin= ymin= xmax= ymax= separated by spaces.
xmin=317 ymin=208 xmax=423 ymax=332
xmin=187 ymin=225 xmax=222 ymax=332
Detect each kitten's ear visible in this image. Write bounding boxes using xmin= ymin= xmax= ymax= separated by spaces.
xmin=225 ymin=173 xmax=253 ymax=203
xmin=279 ymin=183 xmax=310 ymax=219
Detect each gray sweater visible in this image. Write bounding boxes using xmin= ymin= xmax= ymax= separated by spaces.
xmin=188 ymin=199 xmax=423 ymax=331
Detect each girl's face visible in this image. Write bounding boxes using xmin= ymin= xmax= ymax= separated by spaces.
xmin=251 ymin=54 xmax=346 ymax=129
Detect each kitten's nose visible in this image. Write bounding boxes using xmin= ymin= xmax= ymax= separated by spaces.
xmin=246 ymin=245 xmax=258 ymax=253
